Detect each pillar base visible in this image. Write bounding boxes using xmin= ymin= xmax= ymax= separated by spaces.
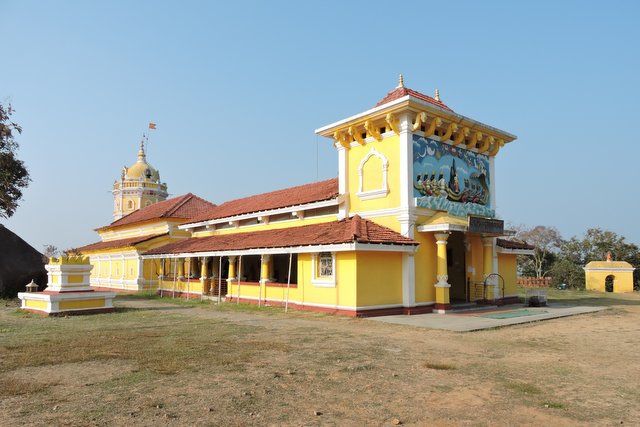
xmin=433 ymin=302 xmax=451 ymax=313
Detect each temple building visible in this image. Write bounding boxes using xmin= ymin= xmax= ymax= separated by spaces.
xmin=80 ymin=77 xmax=532 ymax=315
xmin=78 ymin=143 xmax=215 ymax=291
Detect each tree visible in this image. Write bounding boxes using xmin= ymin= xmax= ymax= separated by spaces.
xmin=554 ymin=228 xmax=640 ymax=289
xmin=513 ymin=225 xmax=563 ymax=278
xmin=42 ymin=244 xmax=59 ymax=262
xmin=0 ymin=103 xmax=30 ymax=218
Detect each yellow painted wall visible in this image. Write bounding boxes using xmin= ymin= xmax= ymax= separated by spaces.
xmin=226 ymin=252 xmax=359 ymax=309
xmin=68 ymin=275 xmax=84 ymax=284
xmin=159 ymin=279 xmax=204 ymax=294
xmin=347 ymin=135 xmax=400 ymax=214
xmin=466 ymin=235 xmax=485 ymax=301
xmin=59 ymin=299 xmax=107 ymax=310
xmin=98 ymin=220 xmax=189 ymax=242
xmin=413 ymin=230 xmax=436 ymax=303
xmin=497 ymin=253 xmax=518 ymax=296
xmin=193 ymin=215 xmax=335 ymax=238
xmin=361 ymin=154 xmax=383 ymax=192
xmin=84 ymin=233 xmax=185 ymax=288
xmin=356 ymin=251 xmax=402 ymax=306
xmin=25 ymin=299 xmax=49 ymax=310
xmin=585 ymin=270 xmax=634 ymax=293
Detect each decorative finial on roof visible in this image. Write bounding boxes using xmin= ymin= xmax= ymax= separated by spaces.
xmin=137 ymin=134 xmax=146 ymax=162
xmin=397 ymin=74 xmax=404 ymax=88
xmin=434 ymin=88 xmax=441 ymax=102
xmin=606 ymin=252 xmax=613 ymax=262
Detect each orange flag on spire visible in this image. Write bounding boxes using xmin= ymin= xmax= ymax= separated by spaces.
xmin=149 ymin=122 xmax=157 ymax=130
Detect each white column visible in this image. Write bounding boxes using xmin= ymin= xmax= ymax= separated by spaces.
xmin=490 ymin=156 xmax=496 ymax=213
xmin=337 ymin=144 xmax=349 ymax=219
xmin=402 ymin=252 xmax=416 ymax=308
xmin=398 ymin=112 xmax=413 ymax=210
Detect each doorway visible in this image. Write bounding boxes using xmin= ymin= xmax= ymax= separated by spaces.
xmin=605 ymin=275 xmax=614 ymax=292
xmin=447 ymin=232 xmax=467 ymax=302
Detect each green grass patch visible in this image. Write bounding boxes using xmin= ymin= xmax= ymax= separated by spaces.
xmin=504 ymin=381 xmax=542 ymax=395
xmin=543 ymin=401 xmax=564 ymax=409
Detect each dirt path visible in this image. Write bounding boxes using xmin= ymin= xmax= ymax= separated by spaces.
xmin=1 ymin=292 xmax=639 ymax=426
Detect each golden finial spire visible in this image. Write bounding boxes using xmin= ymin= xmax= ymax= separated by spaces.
xmin=434 ymin=88 xmax=441 ymax=102
xmin=397 ymin=74 xmax=405 ymax=88
xmin=137 ymin=135 xmax=146 ymax=162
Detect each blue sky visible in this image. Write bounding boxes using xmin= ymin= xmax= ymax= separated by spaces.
xmin=2 ymin=0 xmax=639 ymax=251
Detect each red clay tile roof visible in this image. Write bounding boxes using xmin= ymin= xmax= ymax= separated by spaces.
xmin=77 ymin=233 xmax=168 ymax=253
xmin=98 ymin=193 xmax=216 ymax=231
xmin=185 ymin=178 xmax=339 ymax=225
xmin=146 ymin=215 xmax=417 ymax=255
xmin=375 ymin=86 xmax=453 ymax=111
xmin=496 ymin=238 xmax=535 ymax=251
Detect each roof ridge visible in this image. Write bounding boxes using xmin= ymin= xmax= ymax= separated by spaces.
xmin=375 ymin=85 xmax=452 ymax=111
xmin=163 ymin=193 xmax=193 ymax=218
xmin=184 ymin=177 xmax=339 ymax=224
xmin=218 ymin=178 xmax=338 ymax=207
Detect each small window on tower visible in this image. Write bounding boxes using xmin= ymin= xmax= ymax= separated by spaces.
xmin=145 ymin=200 xmax=152 ymax=207
xmin=127 ymin=200 xmax=135 ymax=210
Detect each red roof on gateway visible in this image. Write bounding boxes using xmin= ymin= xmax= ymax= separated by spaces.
xmin=185 ymin=178 xmax=339 ymax=225
xmin=146 ymin=215 xmax=417 ymax=255
xmin=98 ymin=193 xmax=215 ymax=231
xmin=375 ymin=86 xmax=453 ymax=112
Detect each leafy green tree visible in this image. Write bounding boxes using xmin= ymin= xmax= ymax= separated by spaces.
xmin=0 ymin=103 xmax=30 ymax=218
xmin=554 ymin=228 xmax=640 ymax=289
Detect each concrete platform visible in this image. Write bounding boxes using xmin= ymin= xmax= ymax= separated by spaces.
xmin=369 ymin=304 xmax=607 ymax=332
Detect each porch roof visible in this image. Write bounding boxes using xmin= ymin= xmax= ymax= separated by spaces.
xmin=144 ymin=215 xmax=417 ymax=256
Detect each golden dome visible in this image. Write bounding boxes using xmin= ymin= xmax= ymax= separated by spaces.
xmin=124 ymin=140 xmax=160 ymax=181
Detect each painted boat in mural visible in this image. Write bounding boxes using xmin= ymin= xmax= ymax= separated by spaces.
xmin=414 ymin=172 xmax=489 ymax=206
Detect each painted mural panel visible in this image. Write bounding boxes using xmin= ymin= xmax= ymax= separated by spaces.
xmin=412 ymin=135 xmax=494 ymax=217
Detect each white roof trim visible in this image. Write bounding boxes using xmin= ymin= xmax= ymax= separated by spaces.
xmin=496 ymin=247 xmax=535 ymax=255
xmin=315 ymin=94 xmax=516 ymax=141
xmin=417 ymin=223 xmax=468 ymax=233
xmin=142 ymin=241 xmax=416 ymax=259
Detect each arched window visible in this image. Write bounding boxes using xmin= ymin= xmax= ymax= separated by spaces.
xmin=127 ymin=200 xmax=135 ymax=210
xmin=357 ymin=148 xmax=389 ymax=200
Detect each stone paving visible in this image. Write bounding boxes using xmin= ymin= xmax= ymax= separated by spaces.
xmin=369 ymin=304 xmax=607 ymax=332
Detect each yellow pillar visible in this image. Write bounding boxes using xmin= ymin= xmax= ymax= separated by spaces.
xmin=259 ymin=254 xmax=271 ymax=305
xmin=260 ymin=254 xmax=271 ymax=282
xmin=177 ymin=257 xmax=185 ymax=278
xmin=434 ymin=233 xmax=451 ymax=312
xmin=482 ymin=237 xmax=495 ymax=300
xmin=227 ymin=256 xmax=237 ymax=281
xmin=201 ymin=257 xmax=209 ymax=294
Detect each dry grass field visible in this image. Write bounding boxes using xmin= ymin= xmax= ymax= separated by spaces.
xmin=1 ymin=290 xmax=639 ymax=426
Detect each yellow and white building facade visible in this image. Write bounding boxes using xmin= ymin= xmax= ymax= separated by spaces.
xmin=137 ymin=77 xmax=531 ymax=315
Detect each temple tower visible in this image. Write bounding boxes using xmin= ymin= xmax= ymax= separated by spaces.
xmin=112 ymin=138 xmax=168 ymax=220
